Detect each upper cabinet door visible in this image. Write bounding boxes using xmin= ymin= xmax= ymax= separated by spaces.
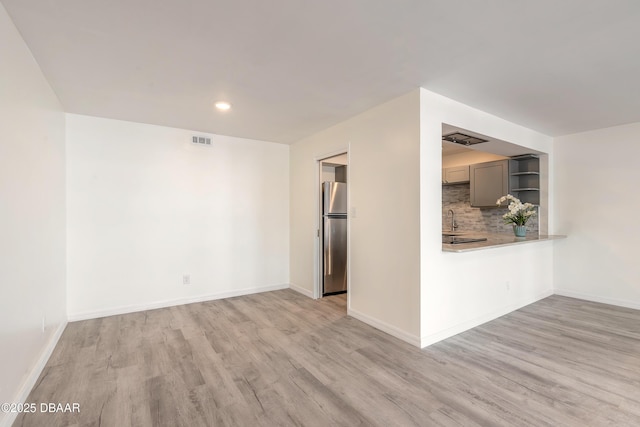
xmin=470 ymin=160 xmax=508 ymax=207
xmin=442 ymin=165 xmax=470 ymax=184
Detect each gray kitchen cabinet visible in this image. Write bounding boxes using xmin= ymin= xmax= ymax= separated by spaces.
xmin=470 ymin=159 xmax=509 ymax=207
xmin=442 ymin=165 xmax=469 ymax=184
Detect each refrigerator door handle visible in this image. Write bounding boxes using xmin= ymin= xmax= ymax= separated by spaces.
xmin=324 ymin=222 xmax=331 ymax=275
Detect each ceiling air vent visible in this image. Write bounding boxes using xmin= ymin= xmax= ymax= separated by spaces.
xmin=442 ymin=132 xmax=488 ymax=146
xmin=192 ymin=136 xmax=212 ymax=146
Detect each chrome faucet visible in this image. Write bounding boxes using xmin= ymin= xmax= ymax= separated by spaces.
xmin=447 ymin=209 xmax=458 ymax=232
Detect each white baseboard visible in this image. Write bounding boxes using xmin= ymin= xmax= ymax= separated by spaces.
xmin=420 ymin=289 xmax=554 ymax=348
xmin=554 ymin=289 xmax=640 ymax=311
xmin=67 ymin=284 xmax=289 ymax=321
xmin=288 ymin=283 xmax=314 ymax=299
xmin=347 ymin=308 xmax=421 ymax=347
xmin=1 ymin=321 xmax=67 ymax=427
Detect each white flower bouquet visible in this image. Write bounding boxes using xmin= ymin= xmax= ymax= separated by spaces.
xmin=496 ymin=194 xmax=536 ymax=226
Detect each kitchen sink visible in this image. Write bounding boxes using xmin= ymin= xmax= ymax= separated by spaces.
xmin=442 ymin=235 xmax=488 ymax=244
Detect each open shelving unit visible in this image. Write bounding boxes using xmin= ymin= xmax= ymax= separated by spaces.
xmin=509 ymin=154 xmax=540 ymax=205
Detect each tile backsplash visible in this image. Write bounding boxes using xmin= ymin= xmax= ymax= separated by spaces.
xmin=442 ymin=184 xmax=539 ymax=235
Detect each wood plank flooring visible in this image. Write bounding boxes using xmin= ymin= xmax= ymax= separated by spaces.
xmin=14 ymin=291 xmax=640 ymax=426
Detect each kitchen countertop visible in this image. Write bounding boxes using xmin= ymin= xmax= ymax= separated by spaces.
xmin=442 ymin=232 xmax=566 ymax=253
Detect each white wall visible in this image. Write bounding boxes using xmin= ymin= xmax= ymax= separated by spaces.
xmin=0 ymin=5 xmax=67 ymax=426
xmin=66 ymin=115 xmax=289 ymax=319
xmin=324 ymin=153 xmax=348 ymax=165
xmin=420 ymin=89 xmax=556 ymax=346
xmin=290 ymin=91 xmax=421 ymax=344
xmin=554 ymin=122 xmax=640 ymax=308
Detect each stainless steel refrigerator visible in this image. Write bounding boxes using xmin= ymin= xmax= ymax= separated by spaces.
xmin=322 ymin=182 xmax=347 ymax=295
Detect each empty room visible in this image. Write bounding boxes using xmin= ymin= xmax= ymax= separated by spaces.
xmin=2 ymin=1 xmax=640 ymax=426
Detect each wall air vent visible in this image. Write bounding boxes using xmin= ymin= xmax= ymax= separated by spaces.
xmin=192 ymin=136 xmax=212 ymax=146
xmin=442 ymin=132 xmax=488 ymax=146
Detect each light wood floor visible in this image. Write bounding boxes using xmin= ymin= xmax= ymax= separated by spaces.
xmin=15 ymin=291 xmax=640 ymax=426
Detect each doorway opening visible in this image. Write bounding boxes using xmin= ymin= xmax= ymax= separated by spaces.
xmin=316 ymin=152 xmax=348 ymax=301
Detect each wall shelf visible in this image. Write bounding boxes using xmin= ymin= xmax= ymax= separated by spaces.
xmin=509 ymin=155 xmax=540 ymax=205
xmin=511 ymin=154 xmax=539 ymax=160
xmin=510 ymin=171 xmax=539 ymax=176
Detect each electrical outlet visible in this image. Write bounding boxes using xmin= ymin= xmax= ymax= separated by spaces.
xmin=183 ymin=274 xmax=191 ymax=285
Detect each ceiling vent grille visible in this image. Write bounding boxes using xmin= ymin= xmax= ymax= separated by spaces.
xmin=192 ymin=136 xmax=212 ymax=146
xmin=442 ymin=132 xmax=488 ymax=146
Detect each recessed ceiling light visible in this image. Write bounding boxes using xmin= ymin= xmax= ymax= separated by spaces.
xmin=215 ymin=101 xmax=231 ymax=111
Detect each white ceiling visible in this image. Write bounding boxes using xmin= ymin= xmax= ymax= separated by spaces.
xmin=3 ymin=0 xmax=640 ymax=144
